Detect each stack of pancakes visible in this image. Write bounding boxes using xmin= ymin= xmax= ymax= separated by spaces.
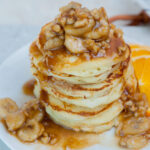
xmin=30 ymin=2 xmax=137 ymax=132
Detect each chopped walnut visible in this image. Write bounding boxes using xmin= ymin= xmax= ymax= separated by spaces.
xmin=74 ymin=18 xmax=88 ymax=28
xmin=83 ymin=39 xmax=109 ymax=54
xmin=59 ymin=1 xmax=81 ymax=13
xmin=40 ymin=132 xmax=50 ymax=144
xmin=119 ymin=135 xmax=148 ymax=149
xmin=38 ymin=2 xmax=125 ymax=55
xmin=84 ymin=39 xmax=100 ymax=54
xmin=44 ymin=37 xmax=64 ymax=50
xmin=110 ymin=24 xmax=123 ymax=39
xmin=66 ymin=17 xmax=76 ymax=25
xmin=121 ymin=90 xmax=149 ymax=117
xmin=59 ymin=17 xmax=67 ymax=26
xmin=51 ymin=24 xmax=62 ymax=33
xmin=76 ymin=7 xmax=91 ymax=18
xmin=69 ymin=9 xmax=76 ymax=16
xmin=117 ymin=89 xmax=150 ymax=149
xmin=118 ymin=45 xmax=127 ymax=55
xmin=49 ymin=134 xmax=58 ymax=145
xmin=91 ymin=9 xmax=100 ymax=20
xmin=22 ymin=99 xmax=44 ymax=122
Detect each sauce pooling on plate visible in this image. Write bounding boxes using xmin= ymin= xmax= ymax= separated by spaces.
xmin=22 ymin=79 xmax=36 ymax=96
xmin=1 ymin=79 xmax=99 ymax=150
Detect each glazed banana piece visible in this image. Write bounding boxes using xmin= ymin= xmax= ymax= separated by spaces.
xmin=0 ymin=98 xmax=18 ymax=120
xmin=17 ymin=119 xmax=44 ymax=142
xmin=5 ymin=111 xmax=26 ymax=131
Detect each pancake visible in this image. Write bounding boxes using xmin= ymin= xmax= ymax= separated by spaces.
xmin=31 ymin=63 xmax=124 ymax=98
xmin=30 ymin=2 xmax=137 ymax=132
xmin=46 ymin=109 xmax=116 ymax=133
xmin=33 ymin=81 xmax=123 ymax=132
xmin=45 ymin=100 xmax=123 ymax=127
xmin=33 ymin=72 xmax=124 ymax=108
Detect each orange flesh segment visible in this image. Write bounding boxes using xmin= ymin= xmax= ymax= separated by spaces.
xmin=140 ymin=84 xmax=150 ymax=105
xmin=132 ymin=58 xmax=146 ymax=79
xmin=130 ymin=44 xmax=150 ymax=50
xmin=141 ymin=58 xmax=150 ymax=84
xmin=130 ymin=44 xmax=150 ymax=116
xmin=146 ymin=108 xmax=150 ymax=117
xmin=132 ymin=50 xmax=150 ymax=57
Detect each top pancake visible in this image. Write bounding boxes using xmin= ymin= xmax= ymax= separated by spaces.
xmin=30 ymin=40 xmax=130 ymax=78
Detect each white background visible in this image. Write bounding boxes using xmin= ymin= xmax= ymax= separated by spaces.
xmin=0 ymin=0 xmax=142 ymax=25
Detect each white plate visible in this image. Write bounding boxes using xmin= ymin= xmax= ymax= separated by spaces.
xmin=0 ymin=40 xmax=149 ymax=150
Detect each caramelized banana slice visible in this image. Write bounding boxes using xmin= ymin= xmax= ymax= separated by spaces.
xmin=0 ymin=98 xmax=18 ymax=120
xmin=59 ymin=2 xmax=95 ymax=36
xmin=64 ymin=18 xmax=95 ymax=36
xmin=65 ymin=34 xmax=87 ymax=53
xmin=121 ymin=117 xmax=150 ymax=135
xmin=5 ymin=111 xmax=26 ymax=131
xmin=22 ymin=99 xmax=44 ymax=122
xmin=83 ymin=8 xmax=110 ymax=40
xmin=38 ymin=22 xmax=64 ymax=50
xmin=17 ymin=119 xmax=44 ymax=142
xmin=59 ymin=1 xmax=81 ymax=13
xmin=119 ymin=135 xmax=148 ymax=149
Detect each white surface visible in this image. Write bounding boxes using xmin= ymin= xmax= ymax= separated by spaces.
xmin=0 ymin=39 xmax=150 ymax=150
xmin=0 ymin=0 xmax=141 ymax=25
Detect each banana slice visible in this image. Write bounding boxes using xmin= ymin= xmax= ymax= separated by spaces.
xmin=17 ymin=119 xmax=44 ymax=142
xmin=0 ymin=98 xmax=18 ymax=120
xmin=5 ymin=111 xmax=26 ymax=131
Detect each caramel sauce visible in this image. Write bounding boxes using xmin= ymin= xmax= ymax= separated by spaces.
xmin=2 ymin=62 xmax=150 ymax=150
xmin=39 ymin=89 xmax=49 ymax=105
xmin=41 ymin=116 xmax=99 ymax=150
xmin=29 ymin=42 xmax=42 ymax=58
xmin=106 ymin=37 xmax=123 ymax=56
xmin=30 ymin=37 xmax=124 ymax=72
xmin=22 ymin=79 xmax=99 ymax=149
xmin=22 ymin=79 xmax=36 ymax=96
xmin=2 ymin=111 xmax=98 ymax=150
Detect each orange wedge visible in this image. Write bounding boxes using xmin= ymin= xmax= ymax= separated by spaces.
xmin=130 ymin=44 xmax=150 ymax=115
